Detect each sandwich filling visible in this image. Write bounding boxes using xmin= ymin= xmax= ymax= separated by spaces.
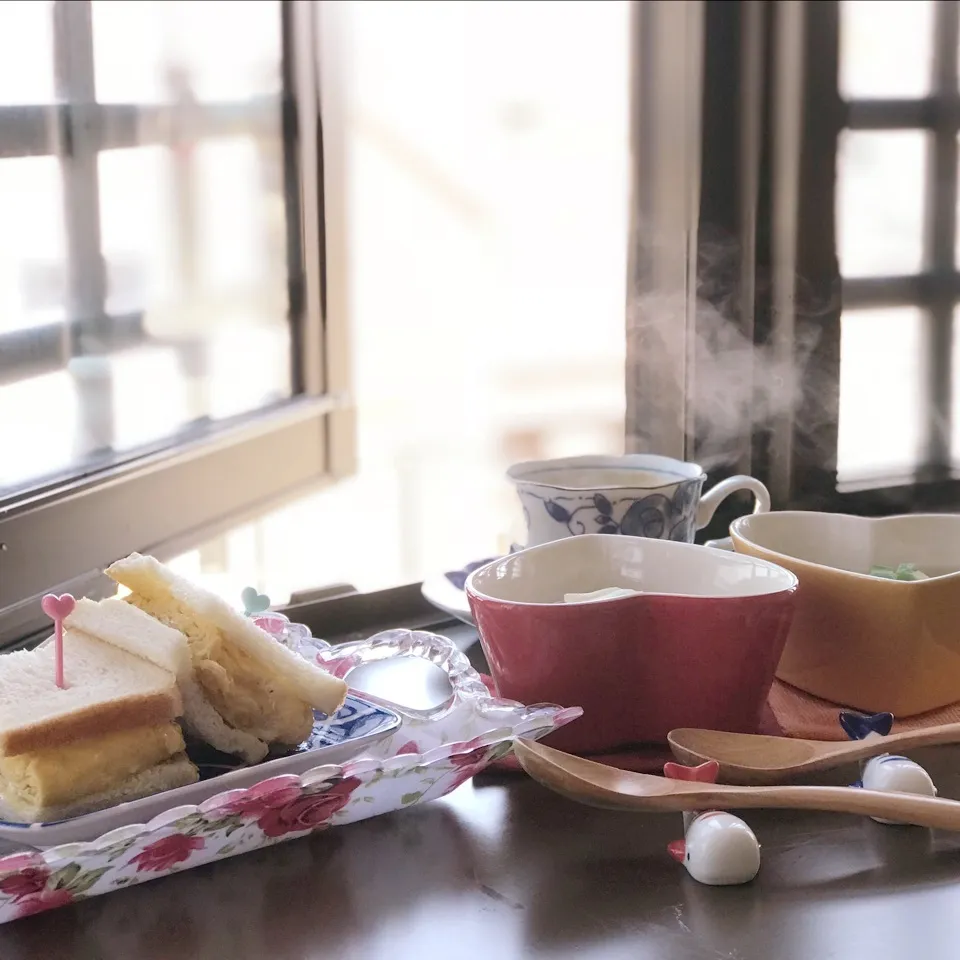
xmin=122 ymin=590 xmax=313 ymax=746
xmin=0 ymin=723 xmax=185 ymax=814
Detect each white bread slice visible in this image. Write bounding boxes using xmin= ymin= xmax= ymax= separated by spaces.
xmin=0 ymin=754 xmax=199 ymax=824
xmin=106 ymin=553 xmax=347 ymax=715
xmin=178 ymin=674 xmax=268 ymax=763
xmin=66 ymin=597 xmax=190 ymax=677
xmin=67 ymin=596 xmax=269 ymax=763
xmin=0 ymin=631 xmax=181 ymax=757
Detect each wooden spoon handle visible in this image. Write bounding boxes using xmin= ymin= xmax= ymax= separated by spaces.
xmin=514 ymin=740 xmax=960 ymax=830
xmin=719 ymin=785 xmax=960 ymax=831
xmin=879 ymin=722 xmax=960 ymax=754
xmin=795 ymin=722 xmax=960 ymax=774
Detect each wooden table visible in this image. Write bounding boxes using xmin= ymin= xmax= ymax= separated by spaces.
xmin=3 ymin=626 xmax=960 ymax=959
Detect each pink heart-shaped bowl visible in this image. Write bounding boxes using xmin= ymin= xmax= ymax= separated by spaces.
xmin=466 ymin=534 xmax=798 ymax=754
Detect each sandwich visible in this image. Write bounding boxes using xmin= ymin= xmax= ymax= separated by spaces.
xmin=0 ymin=598 xmax=198 ymax=823
xmin=105 ymin=553 xmax=349 ymax=764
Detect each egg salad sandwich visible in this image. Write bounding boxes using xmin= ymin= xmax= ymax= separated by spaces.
xmin=0 ymin=598 xmax=198 ymax=823
xmin=105 ymin=553 xmax=349 ymax=764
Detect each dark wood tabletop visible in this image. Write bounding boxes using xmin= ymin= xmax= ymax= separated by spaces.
xmin=3 ymin=624 xmax=960 ymax=960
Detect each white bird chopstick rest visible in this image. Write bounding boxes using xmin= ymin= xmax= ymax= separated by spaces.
xmin=663 ymin=761 xmax=761 ymax=886
xmin=840 ymin=711 xmax=937 ymax=825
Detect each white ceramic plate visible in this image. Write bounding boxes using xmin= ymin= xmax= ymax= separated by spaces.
xmin=0 ymin=693 xmax=400 ymax=848
xmin=421 ymin=554 xmax=522 ymax=628
xmin=420 ymin=573 xmax=478 ymax=627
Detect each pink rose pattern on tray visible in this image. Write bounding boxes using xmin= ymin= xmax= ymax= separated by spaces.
xmin=0 ymin=861 xmax=104 ymax=920
xmin=130 ymin=834 xmax=206 ymax=873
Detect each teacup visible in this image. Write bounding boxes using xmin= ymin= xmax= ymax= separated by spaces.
xmin=507 ymin=454 xmax=770 ymax=547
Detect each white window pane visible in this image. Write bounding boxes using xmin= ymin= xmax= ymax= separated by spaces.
xmin=838 ymin=308 xmax=925 ymax=481
xmin=99 ymin=147 xmax=179 ymax=312
xmin=0 ymin=157 xmax=66 ymax=332
xmin=0 ymin=1 xmax=55 ymax=105
xmin=92 ymin=0 xmax=280 ymax=103
xmin=952 ymin=139 xmax=960 ymax=268
xmin=194 ymin=138 xmax=275 ymax=294
xmin=837 ymin=131 xmax=926 ymax=278
xmin=170 ymin=1 xmax=281 ymax=101
xmin=91 ymin=2 xmax=168 ymax=103
xmin=840 ymin=0 xmax=934 ymax=100
xmin=97 ymin=142 xmax=291 ymax=437
xmin=0 ymin=372 xmax=76 ymax=489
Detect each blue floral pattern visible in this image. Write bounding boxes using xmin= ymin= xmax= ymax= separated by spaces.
xmin=519 ymin=478 xmax=704 ymax=544
xmin=444 ymin=558 xmax=499 ymax=591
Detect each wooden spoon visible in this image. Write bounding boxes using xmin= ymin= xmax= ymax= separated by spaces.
xmin=512 ymin=738 xmax=960 ymax=831
xmin=667 ymin=723 xmax=960 ymax=785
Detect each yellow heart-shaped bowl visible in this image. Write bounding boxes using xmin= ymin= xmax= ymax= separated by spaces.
xmin=731 ymin=511 xmax=960 ymax=716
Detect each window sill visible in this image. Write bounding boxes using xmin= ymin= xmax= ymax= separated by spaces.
xmin=13 ymin=579 xmax=480 ymax=662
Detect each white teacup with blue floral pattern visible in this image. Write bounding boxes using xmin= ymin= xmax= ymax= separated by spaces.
xmin=507 ymin=454 xmax=770 ymax=547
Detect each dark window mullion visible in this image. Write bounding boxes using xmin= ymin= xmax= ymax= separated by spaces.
xmin=843 ymin=273 xmax=960 ymax=309
xmin=922 ymin=0 xmax=959 ymax=473
xmin=845 ymin=98 xmax=954 ymax=130
xmin=53 ymin=0 xmax=115 ymax=454
xmin=0 ymin=100 xmax=279 ymax=160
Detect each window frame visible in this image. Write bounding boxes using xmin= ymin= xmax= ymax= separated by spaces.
xmin=0 ymin=0 xmax=355 ymax=646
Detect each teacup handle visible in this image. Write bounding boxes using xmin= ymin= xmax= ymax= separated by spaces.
xmin=311 ymin=628 xmax=492 ymax=724
xmin=704 ymin=536 xmax=735 ymax=551
xmin=696 ymin=475 xmax=770 ymax=531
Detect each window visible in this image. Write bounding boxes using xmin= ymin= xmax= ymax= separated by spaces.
xmin=1 ymin=0 xmax=630 ymax=629
xmin=0 ymin=0 xmax=349 ymax=645
xmin=631 ymin=0 xmax=960 ymax=535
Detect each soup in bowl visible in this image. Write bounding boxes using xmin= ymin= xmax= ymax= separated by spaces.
xmin=465 ymin=534 xmax=797 ymax=754
xmin=730 ymin=511 xmax=960 ymax=716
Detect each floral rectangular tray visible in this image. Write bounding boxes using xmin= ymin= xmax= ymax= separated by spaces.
xmin=0 ymin=626 xmax=581 ymax=923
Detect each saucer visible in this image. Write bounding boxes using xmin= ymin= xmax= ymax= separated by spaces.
xmin=420 ymin=558 xmax=495 ymax=626
xmin=421 ymin=546 xmax=526 ymax=627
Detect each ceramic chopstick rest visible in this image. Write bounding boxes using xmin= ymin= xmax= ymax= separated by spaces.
xmin=662 ymin=761 xmax=761 ymax=886
xmin=839 ymin=711 xmax=937 ymax=825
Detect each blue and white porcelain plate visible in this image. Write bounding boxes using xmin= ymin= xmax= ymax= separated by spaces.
xmin=0 ymin=694 xmax=401 ymax=847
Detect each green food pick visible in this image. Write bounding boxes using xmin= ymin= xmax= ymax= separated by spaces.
xmin=241 ymin=586 xmax=271 ymax=615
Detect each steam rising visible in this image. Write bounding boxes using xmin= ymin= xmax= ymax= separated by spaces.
xmin=627 ymin=229 xmax=839 ymax=478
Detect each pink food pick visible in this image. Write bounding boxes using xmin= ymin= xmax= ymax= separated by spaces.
xmin=40 ymin=593 xmax=76 ymax=689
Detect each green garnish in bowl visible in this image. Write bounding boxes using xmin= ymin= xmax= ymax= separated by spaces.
xmin=869 ymin=563 xmax=930 ymax=581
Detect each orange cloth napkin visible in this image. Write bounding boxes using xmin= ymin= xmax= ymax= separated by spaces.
xmin=768 ymin=679 xmax=960 ymax=740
